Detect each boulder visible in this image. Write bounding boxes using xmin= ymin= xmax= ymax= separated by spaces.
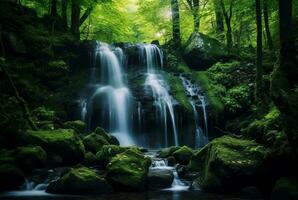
xmin=24 ymin=129 xmax=85 ymax=165
xmin=157 ymin=146 xmax=180 ymax=158
xmin=95 ymin=127 xmax=119 ymax=145
xmin=96 ymin=145 xmax=126 ymax=168
xmin=83 ymin=152 xmax=97 ymax=166
xmin=184 ymin=32 xmax=231 ymax=70
xmin=0 ymin=146 xmax=47 ymax=172
xmin=46 ymin=167 xmax=112 ymax=194
xmin=147 ymin=168 xmax=174 ymax=190
xmin=172 ymin=146 xmax=193 ymax=165
xmin=106 ymin=149 xmax=151 ymax=191
xmin=0 ymin=164 xmax=25 ymax=191
xmin=63 ymin=120 xmax=86 ymax=133
xmin=83 ymin=133 xmax=109 ymax=154
xmin=272 ymin=177 xmax=298 ymax=200
xmin=189 ymin=136 xmax=266 ymax=192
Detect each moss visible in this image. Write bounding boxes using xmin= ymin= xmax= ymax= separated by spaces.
xmin=165 ymin=73 xmax=192 ymax=111
xmin=32 ymin=106 xmax=55 ymax=121
xmin=48 ymin=60 xmax=68 ymax=70
xmin=107 ymin=149 xmax=151 ymax=191
xmin=157 ymin=146 xmax=180 ymax=158
xmin=189 ymin=136 xmax=267 ymax=192
xmin=25 ymin=129 xmax=85 ymax=165
xmin=95 ymin=127 xmax=119 ymax=145
xmin=96 ymin=145 xmax=126 ymax=168
xmin=63 ymin=120 xmax=86 ymax=133
xmin=272 ymin=177 xmax=298 ymax=200
xmin=83 ymin=152 xmax=97 ymax=166
xmin=83 ymin=133 xmax=109 ymax=154
xmin=46 ymin=167 xmax=112 ymax=194
xmin=172 ymin=146 xmax=193 ymax=165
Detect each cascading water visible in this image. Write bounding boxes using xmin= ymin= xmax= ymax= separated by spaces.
xmin=140 ymin=44 xmax=178 ymax=147
xmin=82 ymin=42 xmax=135 ymax=146
xmin=180 ymin=75 xmax=209 ymax=147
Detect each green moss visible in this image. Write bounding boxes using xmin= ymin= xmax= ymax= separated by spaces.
xmin=95 ymin=127 xmax=119 ymax=145
xmin=96 ymin=145 xmax=126 ymax=167
xmin=107 ymin=149 xmax=151 ymax=191
xmin=272 ymin=177 xmax=298 ymax=199
xmin=165 ymin=73 xmax=191 ymax=111
xmin=63 ymin=120 xmax=86 ymax=133
xmin=83 ymin=133 xmax=109 ymax=154
xmin=194 ymin=71 xmax=225 ymax=117
xmin=46 ymin=167 xmax=112 ymax=194
xmin=32 ymin=106 xmax=55 ymax=121
xmin=172 ymin=146 xmax=193 ymax=165
xmin=25 ymin=129 xmax=85 ymax=165
xmin=189 ymin=136 xmax=267 ymax=192
xmin=48 ymin=60 xmax=68 ymax=70
xmin=157 ymin=146 xmax=180 ymax=158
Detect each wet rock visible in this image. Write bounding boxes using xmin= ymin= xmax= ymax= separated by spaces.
xmin=24 ymin=129 xmax=85 ymax=165
xmin=63 ymin=120 xmax=86 ymax=133
xmin=157 ymin=146 xmax=180 ymax=158
xmin=106 ymin=149 xmax=151 ymax=191
xmin=172 ymin=146 xmax=193 ymax=165
xmin=46 ymin=167 xmax=112 ymax=194
xmin=189 ymin=136 xmax=267 ymax=193
xmin=167 ymin=156 xmax=176 ymax=166
xmin=96 ymin=145 xmax=126 ymax=168
xmin=83 ymin=133 xmax=109 ymax=154
xmin=83 ymin=152 xmax=97 ymax=166
xmin=147 ymin=168 xmax=174 ymax=190
xmin=95 ymin=127 xmax=120 ymax=145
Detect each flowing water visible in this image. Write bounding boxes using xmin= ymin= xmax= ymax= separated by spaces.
xmin=180 ymin=75 xmax=209 ymax=147
xmin=82 ymin=42 xmax=135 ymax=146
xmin=140 ymin=44 xmax=179 ymax=147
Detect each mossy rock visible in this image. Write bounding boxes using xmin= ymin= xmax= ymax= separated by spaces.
xmin=83 ymin=152 xmax=97 ymax=166
xmin=95 ymin=127 xmax=120 ymax=145
xmin=32 ymin=106 xmax=55 ymax=121
xmin=0 ymin=146 xmax=47 ymax=172
xmin=106 ymin=149 xmax=151 ymax=191
xmin=46 ymin=167 xmax=112 ymax=194
xmin=83 ymin=133 xmax=109 ymax=154
xmin=157 ymin=146 xmax=180 ymax=158
xmin=189 ymin=136 xmax=267 ymax=192
xmin=24 ymin=129 xmax=85 ymax=165
xmin=0 ymin=164 xmax=25 ymax=191
xmin=147 ymin=168 xmax=174 ymax=190
xmin=63 ymin=120 xmax=86 ymax=133
xmin=96 ymin=145 xmax=126 ymax=168
xmin=172 ymin=146 xmax=193 ymax=165
xmin=272 ymin=177 xmax=298 ymax=200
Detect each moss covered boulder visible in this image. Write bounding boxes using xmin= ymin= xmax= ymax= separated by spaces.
xmin=172 ymin=146 xmax=193 ymax=165
xmin=24 ymin=129 xmax=85 ymax=165
xmin=272 ymin=177 xmax=298 ymax=200
xmin=83 ymin=133 xmax=109 ymax=154
xmin=106 ymin=149 xmax=151 ymax=191
xmin=0 ymin=146 xmax=47 ymax=172
xmin=157 ymin=146 xmax=180 ymax=158
xmin=147 ymin=168 xmax=174 ymax=190
xmin=46 ymin=167 xmax=112 ymax=194
xmin=83 ymin=152 xmax=97 ymax=166
xmin=63 ymin=120 xmax=86 ymax=133
xmin=96 ymin=145 xmax=126 ymax=168
xmin=189 ymin=136 xmax=267 ymax=192
xmin=95 ymin=127 xmax=119 ymax=145
xmin=0 ymin=164 xmax=25 ymax=191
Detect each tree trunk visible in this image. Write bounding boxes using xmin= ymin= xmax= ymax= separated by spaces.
xmin=226 ymin=20 xmax=233 ymax=49
xmin=171 ymin=0 xmax=181 ymax=47
xmin=62 ymin=0 xmax=68 ymax=27
xmin=263 ymin=0 xmax=273 ymax=50
xmin=214 ymin=0 xmax=224 ymax=34
xmin=220 ymin=0 xmax=233 ymax=48
xmin=255 ymin=0 xmax=264 ymax=104
xmin=50 ymin=0 xmax=58 ymax=17
xmin=193 ymin=0 xmax=200 ymax=32
xmin=71 ymin=0 xmax=80 ymax=39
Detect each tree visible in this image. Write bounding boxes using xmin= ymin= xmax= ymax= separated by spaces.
xmin=61 ymin=0 xmax=68 ymax=27
xmin=213 ymin=0 xmax=224 ymax=35
xmin=50 ymin=0 xmax=58 ymax=17
xmin=255 ymin=0 xmax=263 ymax=104
xmin=263 ymin=0 xmax=273 ymax=50
xmin=171 ymin=0 xmax=181 ymax=47
xmin=71 ymin=0 xmax=80 ymax=39
xmin=184 ymin=0 xmax=200 ymax=32
xmin=220 ymin=0 xmax=234 ymax=49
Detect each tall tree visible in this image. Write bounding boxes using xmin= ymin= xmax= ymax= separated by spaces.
xmin=263 ymin=0 xmax=273 ymax=50
xmin=220 ymin=0 xmax=234 ymax=49
xmin=184 ymin=0 xmax=200 ymax=32
xmin=50 ymin=0 xmax=58 ymax=17
xmin=171 ymin=0 xmax=181 ymax=47
xmin=255 ymin=0 xmax=263 ymax=104
xmin=213 ymin=0 xmax=224 ymax=34
xmin=71 ymin=0 xmax=80 ymax=39
xmin=61 ymin=0 xmax=68 ymax=27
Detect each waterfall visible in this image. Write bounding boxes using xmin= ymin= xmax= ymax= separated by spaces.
xmin=140 ymin=44 xmax=178 ymax=147
xmin=180 ymin=75 xmax=209 ymax=147
xmin=83 ymin=42 xmax=135 ymax=146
